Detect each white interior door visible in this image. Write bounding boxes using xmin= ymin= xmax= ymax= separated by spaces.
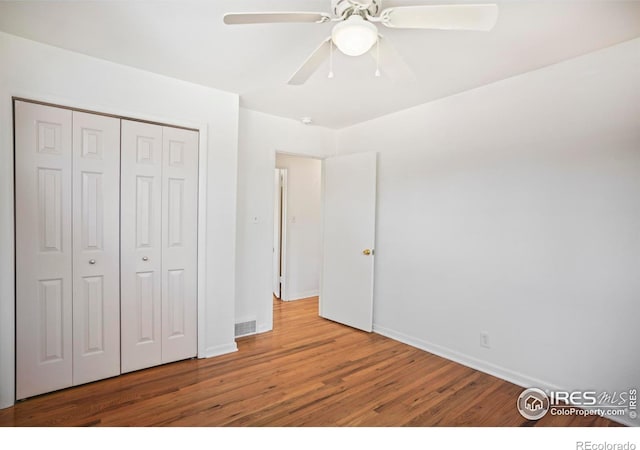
xmin=160 ymin=126 xmax=198 ymax=364
xmin=72 ymin=111 xmax=121 ymax=385
xmin=120 ymin=120 xmax=163 ymax=373
xmin=320 ymin=152 xmax=377 ymax=332
xmin=273 ymin=169 xmax=282 ymax=298
xmin=15 ymin=101 xmax=73 ymax=399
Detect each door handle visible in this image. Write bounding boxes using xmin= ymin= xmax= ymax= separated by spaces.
xmin=362 ymin=249 xmax=373 ymax=256
xmin=142 ymin=256 xmax=149 ymax=261
xmin=89 ymin=259 xmax=96 ymax=265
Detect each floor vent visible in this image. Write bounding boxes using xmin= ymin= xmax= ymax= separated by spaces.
xmin=235 ymin=320 xmax=257 ymax=337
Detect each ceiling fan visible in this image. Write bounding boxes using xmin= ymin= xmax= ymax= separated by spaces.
xmin=224 ymin=0 xmax=499 ymax=85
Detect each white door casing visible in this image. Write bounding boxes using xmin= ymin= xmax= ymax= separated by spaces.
xmin=71 ymin=111 xmax=121 ymax=385
xmin=120 ymin=120 xmax=163 ymax=373
xmin=320 ymin=152 xmax=377 ymax=332
xmin=273 ymin=169 xmax=281 ymax=298
xmin=278 ymin=169 xmax=288 ymax=300
xmin=161 ymin=126 xmax=198 ymax=364
xmin=15 ymin=101 xmax=73 ymax=399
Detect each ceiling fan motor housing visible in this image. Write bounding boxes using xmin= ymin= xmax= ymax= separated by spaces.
xmin=332 ymin=0 xmax=381 ymax=18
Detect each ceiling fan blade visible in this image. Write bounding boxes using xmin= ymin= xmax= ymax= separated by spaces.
xmin=369 ymin=36 xmax=416 ymax=83
xmin=223 ymin=12 xmax=331 ymax=25
xmin=288 ymin=37 xmax=332 ymax=85
xmin=379 ymin=4 xmax=499 ymax=31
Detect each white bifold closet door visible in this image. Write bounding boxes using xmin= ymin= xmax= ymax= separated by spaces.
xmin=15 ymin=101 xmax=121 ymax=399
xmin=71 ymin=111 xmax=121 ymax=386
xmin=120 ymin=120 xmax=198 ymax=373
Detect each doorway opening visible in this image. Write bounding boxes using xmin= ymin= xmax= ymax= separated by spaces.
xmin=272 ymin=153 xmax=322 ymax=306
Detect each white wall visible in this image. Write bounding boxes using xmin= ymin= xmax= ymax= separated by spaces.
xmin=236 ymin=109 xmax=335 ymax=333
xmin=337 ymin=38 xmax=640 ymax=426
xmin=276 ymin=154 xmax=322 ymax=301
xmin=0 ymin=31 xmax=239 ymax=409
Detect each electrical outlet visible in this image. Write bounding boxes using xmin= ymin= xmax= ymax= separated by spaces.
xmin=480 ymin=332 xmax=490 ymax=349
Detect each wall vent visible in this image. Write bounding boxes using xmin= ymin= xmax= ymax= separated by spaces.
xmin=235 ymin=320 xmax=257 ymax=337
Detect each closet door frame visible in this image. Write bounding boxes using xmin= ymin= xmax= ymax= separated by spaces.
xmin=10 ymin=97 xmax=209 ymax=401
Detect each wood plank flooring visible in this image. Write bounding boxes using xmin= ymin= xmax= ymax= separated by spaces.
xmin=0 ymin=297 xmax=621 ymax=426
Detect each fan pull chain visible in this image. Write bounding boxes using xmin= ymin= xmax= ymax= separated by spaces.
xmin=375 ymin=38 xmax=381 ymax=77
xmin=328 ymin=40 xmax=335 ymax=79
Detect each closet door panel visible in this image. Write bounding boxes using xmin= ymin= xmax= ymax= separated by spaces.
xmin=72 ymin=111 xmax=121 ymax=385
xmin=121 ymin=120 xmax=163 ymax=373
xmin=161 ymin=127 xmax=198 ymax=363
xmin=15 ymin=101 xmax=73 ymax=399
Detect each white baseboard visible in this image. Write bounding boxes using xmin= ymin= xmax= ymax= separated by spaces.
xmin=373 ymin=324 xmax=556 ymax=391
xmin=283 ymin=289 xmax=319 ymax=301
xmin=373 ymin=324 xmax=637 ymax=427
xmin=200 ymin=342 xmax=238 ymax=358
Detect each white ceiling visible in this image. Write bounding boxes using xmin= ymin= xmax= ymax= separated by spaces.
xmin=0 ymin=0 xmax=639 ymax=128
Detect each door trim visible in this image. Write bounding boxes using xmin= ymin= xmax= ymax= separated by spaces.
xmin=12 ymin=97 xmax=199 ymax=132
xmin=278 ymin=169 xmax=288 ymax=300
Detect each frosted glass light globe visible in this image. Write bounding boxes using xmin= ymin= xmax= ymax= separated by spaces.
xmin=332 ymin=15 xmax=378 ymax=57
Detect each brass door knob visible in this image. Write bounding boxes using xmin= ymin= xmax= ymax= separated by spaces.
xmin=362 ymin=249 xmax=372 ymax=255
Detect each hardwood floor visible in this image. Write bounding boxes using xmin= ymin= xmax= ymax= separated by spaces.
xmin=0 ymin=296 xmax=621 ymax=427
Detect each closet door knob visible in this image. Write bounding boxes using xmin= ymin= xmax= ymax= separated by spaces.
xmin=89 ymin=259 xmax=96 ymax=265
xmin=142 ymin=256 xmax=149 ymax=261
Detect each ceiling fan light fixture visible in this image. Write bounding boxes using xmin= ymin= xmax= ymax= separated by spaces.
xmin=331 ymin=15 xmax=378 ymax=56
